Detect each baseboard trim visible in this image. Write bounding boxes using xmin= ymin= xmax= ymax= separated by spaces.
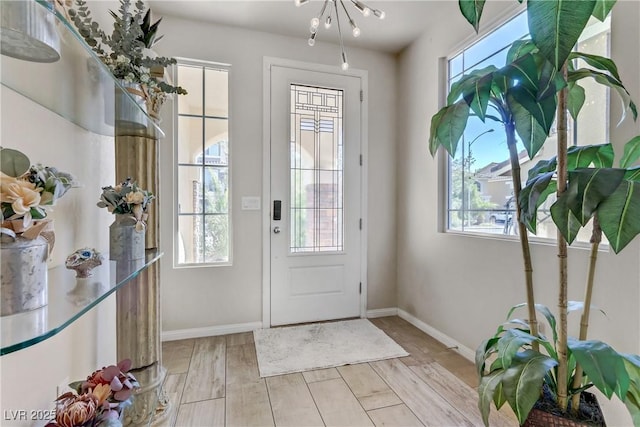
xmin=397 ymin=309 xmax=475 ymax=362
xmin=366 ymin=307 xmax=398 ymax=318
xmin=161 ymin=321 xmax=263 ymax=342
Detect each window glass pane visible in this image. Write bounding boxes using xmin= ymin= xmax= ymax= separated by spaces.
xmin=204 ymin=214 xmax=229 ymax=262
xmin=203 ymin=167 xmax=228 ymax=214
xmin=449 ymin=53 xmax=463 ymax=79
xmin=178 ymin=65 xmax=203 ymax=116
xmin=445 ymin=11 xmax=609 ymax=242
xmin=178 ymin=215 xmax=203 ymax=264
xmin=205 ymin=68 xmax=229 ymax=117
xmin=177 ymin=116 xmax=203 ymax=164
xmin=204 ymin=118 xmax=229 ymax=165
xmin=290 ymin=84 xmax=344 ymax=253
xmin=178 ymin=166 xmax=203 ymax=214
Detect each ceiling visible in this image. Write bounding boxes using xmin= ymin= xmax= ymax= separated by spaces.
xmin=148 ymin=1 xmax=455 ymax=54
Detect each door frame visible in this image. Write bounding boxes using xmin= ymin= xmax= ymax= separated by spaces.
xmin=262 ymin=57 xmax=369 ymax=328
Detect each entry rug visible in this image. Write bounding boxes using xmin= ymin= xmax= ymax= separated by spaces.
xmin=253 ymin=319 xmax=409 ymax=377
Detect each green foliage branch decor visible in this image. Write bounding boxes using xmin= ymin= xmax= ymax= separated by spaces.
xmin=429 ymin=0 xmax=640 ymax=424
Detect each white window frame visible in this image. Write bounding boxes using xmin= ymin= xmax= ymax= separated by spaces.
xmin=173 ymin=58 xmax=233 ymax=267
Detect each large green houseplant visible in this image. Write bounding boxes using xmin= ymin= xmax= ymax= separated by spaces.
xmin=429 ymin=0 xmax=640 ymax=425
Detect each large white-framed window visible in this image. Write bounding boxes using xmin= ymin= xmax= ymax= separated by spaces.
xmin=446 ymin=12 xmax=610 ymax=242
xmin=175 ymin=59 xmax=231 ymax=266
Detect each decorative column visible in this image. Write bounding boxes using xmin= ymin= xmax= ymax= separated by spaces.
xmin=114 ymin=135 xmax=169 ymax=425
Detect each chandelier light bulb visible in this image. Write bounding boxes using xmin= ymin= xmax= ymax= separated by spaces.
xmin=362 ymin=7 xmax=370 ymax=17
xmin=308 ymin=32 xmax=317 ymax=46
xmin=352 ymin=26 xmax=360 ymax=37
xmin=325 ymin=15 xmax=332 ymax=29
xmin=294 ymin=0 xmax=310 ymax=6
xmin=341 ymin=61 xmax=349 ymax=71
xmin=310 ymin=17 xmax=320 ymax=29
xmin=374 ymin=9 xmax=385 ymax=19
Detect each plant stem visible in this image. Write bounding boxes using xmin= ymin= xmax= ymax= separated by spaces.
xmin=505 ymin=120 xmax=539 ymax=350
xmin=570 ymin=216 xmax=602 ymax=413
xmin=557 ymin=64 xmax=569 ymax=412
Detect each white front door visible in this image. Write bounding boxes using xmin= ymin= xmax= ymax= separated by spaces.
xmin=269 ymin=64 xmax=362 ymax=326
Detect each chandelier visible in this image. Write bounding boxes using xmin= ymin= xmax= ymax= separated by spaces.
xmin=295 ymin=0 xmax=385 ymax=70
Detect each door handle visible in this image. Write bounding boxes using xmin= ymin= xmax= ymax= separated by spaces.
xmin=273 ymin=200 xmax=282 ymax=221
xmin=273 ymin=226 xmax=281 ymax=234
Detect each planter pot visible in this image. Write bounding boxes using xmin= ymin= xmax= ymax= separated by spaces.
xmin=0 ymin=0 xmax=61 ymax=63
xmin=0 ymin=235 xmax=49 ymax=316
xmin=523 ymin=391 xmax=606 ymax=427
xmin=109 ymin=215 xmax=145 ymax=262
xmin=115 ymin=81 xmax=148 ymax=130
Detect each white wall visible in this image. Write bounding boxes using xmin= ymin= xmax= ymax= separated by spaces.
xmin=154 ymin=16 xmax=398 ymax=333
xmin=0 ymin=87 xmax=117 ymax=425
xmin=396 ymin=1 xmax=640 ymax=425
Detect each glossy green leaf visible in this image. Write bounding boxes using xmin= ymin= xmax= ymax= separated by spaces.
xmin=501 ymin=350 xmax=558 ymax=424
xmin=598 ymin=180 xmax=640 ymax=253
xmin=566 ymin=168 xmax=625 ymax=225
xmin=551 ymin=184 xmax=582 ymax=244
xmin=537 ymin=58 xmax=564 ymax=100
xmin=508 ymin=96 xmax=548 ymax=159
xmin=568 ymin=338 xmax=630 ymax=399
xmin=626 ymin=167 xmax=640 ymax=182
xmin=527 ymin=157 xmax=558 ymax=181
xmin=494 ymin=382 xmax=508 ymax=411
xmin=567 ymin=82 xmax=586 ymax=121
xmin=497 ymin=329 xmax=538 ymax=370
xmin=464 ymin=73 xmax=494 ymax=121
xmin=435 ymin=101 xmax=470 ymax=157
xmin=569 ymin=51 xmax=622 ymax=82
xmin=510 ymin=86 xmax=556 ymax=135
xmin=429 ymin=108 xmax=447 ymax=156
xmin=507 ymin=303 xmax=558 ymax=344
xmin=569 ymin=68 xmax=638 ymax=122
xmin=528 ymin=0 xmax=596 ymax=69
xmin=620 ymin=136 xmax=640 ymax=168
xmin=519 ymin=171 xmax=555 ymax=233
xmin=478 ymin=369 xmax=506 ymax=426
xmin=448 ymin=66 xmax=498 ymax=105
xmin=476 ymin=337 xmax=499 ymax=376
xmin=507 ymin=40 xmax=537 ymax=64
xmin=567 ymin=301 xmax=607 ymax=317
xmin=567 ymin=144 xmax=614 ymax=170
xmin=500 ymin=53 xmax=539 ymax=93
xmin=459 ymin=0 xmax=486 ymax=33
xmin=593 ymin=0 xmax=617 ymax=21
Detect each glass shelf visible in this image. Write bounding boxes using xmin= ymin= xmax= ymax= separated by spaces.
xmin=0 ymin=0 xmax=164 ymax=139
xmin=0 ymin=251 xmax=163 ymax=356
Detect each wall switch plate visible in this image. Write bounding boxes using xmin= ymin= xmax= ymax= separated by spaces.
xmin=241 ymin=196 xmax=261 ymax=210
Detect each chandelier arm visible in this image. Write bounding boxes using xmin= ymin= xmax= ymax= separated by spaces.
xmin=333 ymin=0 xmax=348 ymax=69
xmin=340 ymin=0 xmax=357 ymax=28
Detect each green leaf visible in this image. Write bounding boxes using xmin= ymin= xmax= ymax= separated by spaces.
xmin=509 ymin=96 xmax=548 ymax=159
xmin=507 ymin=303 xmax=558 ymax=343
xmin=501 ymin=350 xmax=558 ymax=424
xmin=448 ymin=66 xmax=499 ymax=105
xmin=551 ymin=185 xmax=582 ymax=244
xmin=527 ymin=0 xmax=597 ymax=69
xmin=620 ymin=136 xmax=640 ymax=168
xmin=464 ymin=73 xmax=494 ymax=121
xmin=478 ymin=369 xmax=506 ymax=426
xmin=567 ymin=82 xmax=586 ymax=121
xmin=429 ymin=101 xmax=469 ymax=156
xmin=567 ymin=168 xmax=626 ymax=225
xmin=501 ymin=53 xmax=539 ymax=93
xmin=493 ymin=382 xmax=508 ymax=411
xmin=0 ymin=148 xmax=30 ymax=177
xmin=567 ymin=143 xmax=614 ymax=170
xmin=497 ymin=329 xmax=538 ymax=370
xmin=592 ymin=0 xmax=616 ymax=21
xmin=598 ymin=180 xmax=640 ymax=253
xmin=568 ymin=51 xmax=622 ymax=82
xmin=507 ymin=39 xmax=538 ymax=64
xmin=567 ymin=300 xmax=607 ymax=317
xmin=459 ymin=0 xmax=486 ymax=33
xmin=568 ymin=338 xmax=630 ymax=399
xmin=528 ymin=157 xmax=558 ymax=181
xmin=626 ymin=167 xmax=640 ymax=182
xmin=537 ymin=58 xmax=564 ymax=100
xmin=569 ymin=68 xmax=638 ymax=123
xmin=519 ymin=171 xmax=555 ymax=233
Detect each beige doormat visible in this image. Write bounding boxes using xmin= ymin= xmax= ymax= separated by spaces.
xmin=253 ymin=318 xmax=409 ymax=377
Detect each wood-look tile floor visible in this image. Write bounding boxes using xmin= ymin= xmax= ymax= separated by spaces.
xmin=156 ymin=316 xmax=517 ymax=427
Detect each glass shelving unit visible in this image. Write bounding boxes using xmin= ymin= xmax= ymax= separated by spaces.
xmin=0 ymin=251 xmax=163 ymax=355
xmin=0 ymin=0 xmax=165 ymax=139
